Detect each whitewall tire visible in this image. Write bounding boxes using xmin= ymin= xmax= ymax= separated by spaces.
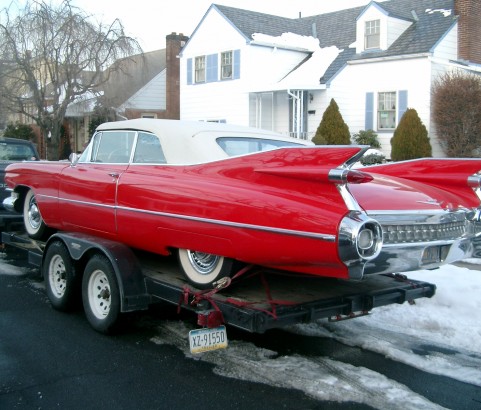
xmin=178 ymin=249 xmax=234 ymax=289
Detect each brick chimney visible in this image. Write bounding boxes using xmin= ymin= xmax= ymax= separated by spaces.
xmin=165 ymin=32 xmax=189 ymax=119
xmin=454 ymin=0 xmax=481 ymax=64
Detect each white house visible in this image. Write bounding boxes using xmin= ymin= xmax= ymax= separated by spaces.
xmin=180 ymin=0 xmax=481 ymax=158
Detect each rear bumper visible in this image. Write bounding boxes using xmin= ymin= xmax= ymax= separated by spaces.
xmin=364 ymin=236 xmax=475 ymax=275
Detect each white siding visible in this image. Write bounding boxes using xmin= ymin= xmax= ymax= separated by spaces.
xmin=180 ymin=8 xmax=248 ymax=123
xmin=386 ymin=16 xmax=412 ymax=49
xmin=432 ymin=24 xmax=457 ymax=60
xmin=121 ymin=70 xmax=166 ymax=110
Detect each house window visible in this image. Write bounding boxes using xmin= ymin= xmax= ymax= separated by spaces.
xmin=378 ymin=92 xmax=396 ymax=129
xmin=365 ymin=19 xmax=380 ymax=49
xmin=221 ymin=51 xmax=233 ymax=79
xmin=195 ymin=56 xmax=205 ymax=83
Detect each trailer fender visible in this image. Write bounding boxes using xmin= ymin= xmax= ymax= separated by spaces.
xmin=43 ymin=232 xmax=150 ymax=312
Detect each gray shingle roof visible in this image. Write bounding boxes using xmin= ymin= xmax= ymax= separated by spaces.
xmin=214 ymin=0 xmax=456 ymax=84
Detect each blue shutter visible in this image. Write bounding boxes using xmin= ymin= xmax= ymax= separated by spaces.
xmin=206 ymin=54 xmax=218 ymax=83
xmin=233 ymin=49 xmax=240 ymax=79
xmin=398 ymin=90 xmax=408 ymax=122
xmin=187 ymin=58 xmax=192 ymax=85
xmin=365 ymin=92 xmax=374 ymax=130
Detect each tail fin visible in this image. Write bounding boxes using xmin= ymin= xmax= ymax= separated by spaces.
xmin=253 ymin=146 xmax=370 ymax=183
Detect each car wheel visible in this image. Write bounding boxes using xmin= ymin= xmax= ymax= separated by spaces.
xmin=23 ymin=189 xmax=48 ymax=239
xmin=178 ymin=249 xmax=234 ymax=289
xmin=43 ymin=241 xmax=79 ymax=311
xmin=82 ymin=255 xmax=121 ymax=334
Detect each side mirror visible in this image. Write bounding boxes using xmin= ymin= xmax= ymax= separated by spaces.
xmin=69 ymin=153 xmax=80 ymax=166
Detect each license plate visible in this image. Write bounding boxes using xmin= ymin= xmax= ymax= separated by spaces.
xmin=189 ymin=326 xmax=228 ymax=354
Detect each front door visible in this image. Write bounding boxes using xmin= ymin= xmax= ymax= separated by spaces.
xmin=59 ymin=130 xmax=136 ymax=237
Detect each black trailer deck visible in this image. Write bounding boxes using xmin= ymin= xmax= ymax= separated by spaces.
xmin=1 ymin=231 xmax=436 ymax=333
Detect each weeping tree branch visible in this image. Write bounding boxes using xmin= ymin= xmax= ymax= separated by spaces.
xmin=0 ymin=0 xmax=142 ymax=159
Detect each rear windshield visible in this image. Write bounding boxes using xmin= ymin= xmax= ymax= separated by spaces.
xmin=216 ymin=137 xmax=304 ymax=157
xmin=0 ymin=141 xmax=38 ymax=161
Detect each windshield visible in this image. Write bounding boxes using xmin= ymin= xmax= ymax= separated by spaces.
xmin=0 ymin=141 xmax=38 ymax=161
xmin=216 ymin=136 xmax=305 ymax=157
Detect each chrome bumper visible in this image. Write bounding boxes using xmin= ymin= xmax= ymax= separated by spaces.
xmin=359 ymin=208 xmax=481 ymax=277
xmin=2 ymin=191 xmax=18 ymax=213
xmin=364 ymin=237 xmax=475 ymax=275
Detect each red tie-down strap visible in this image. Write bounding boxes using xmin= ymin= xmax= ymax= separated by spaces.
xmin=177 ymin=265 xmax=255 ymax=318
xmin=177 ymin=265 xmax=299 ymax=324
xmin=225 ymin=273 xmax=298 ymax=320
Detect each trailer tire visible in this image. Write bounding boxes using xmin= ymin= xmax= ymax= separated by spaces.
xmin=43 ymin=241 xmax=79 ymax=311
xmin=82 ymin=254 xmax=121 ymax=334
xmin=23 ymin=189 xmax=48 ymax=239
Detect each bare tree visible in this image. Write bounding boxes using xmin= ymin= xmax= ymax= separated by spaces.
xmin=0 ymin=0 xmax=142 ymax=159
xmin=432 ymin=70 xmax=481 ymax=157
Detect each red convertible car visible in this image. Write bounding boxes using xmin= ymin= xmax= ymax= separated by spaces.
xmin=4 ymin=119 xmax=481 ymax=288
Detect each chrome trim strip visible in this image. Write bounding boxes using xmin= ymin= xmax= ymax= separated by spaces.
xmin=39 ymin=194 xmax=117 ymax=210
xmin=118 ymin=206 xmax=336 ymax=241
xmin=367 ymin=209 xmax=463 ymax=215
xmin=381 ymin=239 xmax=456 ymax=248
xmin=38 ymin=194 xmax=336 ymax=242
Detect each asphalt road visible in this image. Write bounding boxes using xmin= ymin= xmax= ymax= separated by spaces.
xmin=1 ymin=246 xmax=481 ymax=409
xmin=0 ymin=247 xmax=365 ymax=410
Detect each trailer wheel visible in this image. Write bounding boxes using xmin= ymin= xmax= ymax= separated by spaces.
xmin=43 ymin=241 xmax=79 ymax=311
xmin=23 ymin=189 xmax=48 ymax=239
xmin=82 ymin=255 xmax=120 ymax=334
xmin=178 ymin=249 xmax=234 ymax=289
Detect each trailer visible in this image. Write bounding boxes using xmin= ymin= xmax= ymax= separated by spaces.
xmin=2 ymin=230 xmax=436 ymax=354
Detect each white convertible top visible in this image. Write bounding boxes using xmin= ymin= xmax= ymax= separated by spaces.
xmin=96 ymin=118 xmax=309 ymax=164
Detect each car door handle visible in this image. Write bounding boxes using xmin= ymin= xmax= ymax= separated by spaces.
xmin=108 ymin=172 xmax=120 ymax=179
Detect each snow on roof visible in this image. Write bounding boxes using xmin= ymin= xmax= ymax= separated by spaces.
xmin=425 ymin=8 xmax=452 ymax=17
xmin=251 ymin=32 xmax=319 ymax=52
xmin=249 ymin=32 xmax=341 ymax=91
xmin=277 ymin=45 xmax=341 ymax=90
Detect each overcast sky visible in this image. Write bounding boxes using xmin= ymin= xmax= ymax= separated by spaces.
xmin=1 ymin=0 xmax=375 ymax=52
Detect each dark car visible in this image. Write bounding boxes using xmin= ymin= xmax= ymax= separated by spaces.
xmin=0 ymin=137 xmax=39 ymax=230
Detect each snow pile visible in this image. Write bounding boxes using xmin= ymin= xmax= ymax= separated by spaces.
xmin=152 ymin=321 xmax=444 ymax=409
xmin=0 ymin=253 xmax=27 ymax=276
xmin=291 ymin=264 xmax=481 ymax=386
xmin=335 ymin=265 xmax=481 ymax=355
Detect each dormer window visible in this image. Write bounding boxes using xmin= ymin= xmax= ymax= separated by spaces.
xmin=365 ymin=20 xmax=380 ymax=49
